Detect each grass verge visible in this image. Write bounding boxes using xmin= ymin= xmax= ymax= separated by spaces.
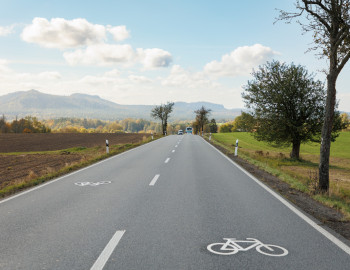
xmin=207 ymin=134 xmax=350 ymax=220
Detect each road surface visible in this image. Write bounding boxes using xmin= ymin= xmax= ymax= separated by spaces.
xmin=0 ymin=135 xmax=349 ymax=269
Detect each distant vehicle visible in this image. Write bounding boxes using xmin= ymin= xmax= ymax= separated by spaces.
xmin=185 ymin=127 xmax=193 ymax=134
xmin=178 ymin=130 xmax=183 ymax=135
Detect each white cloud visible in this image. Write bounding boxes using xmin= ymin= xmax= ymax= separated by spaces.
xmin=108 ymin=25 xmax=130 ymax=41
xmin=137 ymin=48 xmax=173 ymax=69
xmin=0 ymin=25 xmax=14 ymax=36
xmin=37 ymin=71 xmax=62 ymax=80
xmin=162 ymin=65 xmax=218 ymax=88
xmin=21 ymin=17 xmax=107 ymax=49
xmin=20 ymin=17 xmax=172 ymax=69
xmin=63 ymin=44 xmax=135 ymax=66
xmin=338 ymin=93 xmax=350 ymax=112
xmin=204 ymin=44 xmax=279 ymax=77
xmin=104 ymin=69 xmax=121 ymax=77
xmin=64 ymin=45 xmax=173 ymax=69
xmin=0 ymin=62 xmax=63 ymax=97
xmin=0 ymin=59 xmax=12 ymax=73
xmin=128 ymin=75 xmax=152 ymax=83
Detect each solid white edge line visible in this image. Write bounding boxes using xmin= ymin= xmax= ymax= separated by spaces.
xmin=149 ymin=174 xmax=160 ymax=186
xmin=165 ymin=158 xmax=170 ymax=163
xmin=202 ymin=138 xmax=350 ymax=256
xmin=90 ymin=230 xmax=125 ymax=270
xmin=0 ymin=137 xmax=166 ymax=205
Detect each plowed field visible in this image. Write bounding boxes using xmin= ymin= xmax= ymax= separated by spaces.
xmin=0 ymin=133 xmax=149 ymax=152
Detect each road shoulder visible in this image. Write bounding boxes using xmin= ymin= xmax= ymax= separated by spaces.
xmin=205 ymin=137 xmax=350 ymax=242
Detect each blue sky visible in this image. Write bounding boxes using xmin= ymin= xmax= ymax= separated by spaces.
xmin=0 ymin=0 xmax=349 ymax=111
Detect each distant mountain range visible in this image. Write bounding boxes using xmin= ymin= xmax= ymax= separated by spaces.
xmin=0 ymin=90 xmax=242 ymax=121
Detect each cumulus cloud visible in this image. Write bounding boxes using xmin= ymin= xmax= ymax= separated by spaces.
xmin=21 ymin=17 xmax=107 ymax=49
xmin=108 ymin=25 xmax=130 ymax=41
xmin=63 ymin=44 xmax=135 ymax=66
xmin=64 ymin=45 xmax=173 ymax=68
xmin=0 ymin=59 xmax=12 ymax=73
xmin=104 ymin=69 xmax=121 ymax=77
xmin=128 ymin=75 xmax=152 ymax=83
xmin=162 ymin=65 xmax=218 ymax=88
xmin=204 ymin=44 xmax=279 ymax=77
xmin=137 ymin=48 xmax=173 ymax=69
xmin=20 ymin=17 xmax=172 ymax=69
xmin=37 ymin=71 xmax=62 ymax=80
xmin=0 ymin=25 xmax=14 ymax=36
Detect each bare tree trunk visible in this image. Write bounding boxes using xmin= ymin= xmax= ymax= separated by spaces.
xmin=290 ymin=140 xmax=301 ymax=160
xmin=319 ymin=72 xmax=337 ymax=191
xmin=161 ymin=119 xmax=165 ymax=135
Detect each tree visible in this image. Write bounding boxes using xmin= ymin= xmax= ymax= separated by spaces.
xmin=219 ymin=122 xmax=234 ymax=133
xmin=194 ymin=106 xmax=211 ymax=135
xmin=242 ymin=60 xmax=342 ymax=160
xmin=340 ymin=113 xmax=350 ymax=131
xmin=277 ymin=0 xmax=350 ymax=191
xmin=0 ymin=115 xmax=8 ymax=133
xmin=151 ymin=102 xmax=175 ymax=135
xmin=192 ymin=120 xmax=200 ymax=134
xmin=209 ymin=119 xmax=218 ymax=133
xmin=232 ymin=112 xmax=256 ymax=132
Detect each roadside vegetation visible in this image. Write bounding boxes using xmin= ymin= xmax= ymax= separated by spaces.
xmin=0 ymin=115 xmax=51 ymax=133
xmin=208 ymin=132 xmax=350 ymax=219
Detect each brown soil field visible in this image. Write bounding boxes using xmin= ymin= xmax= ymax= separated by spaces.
xmin=0 ymin=153 xmax=83 ymax=190
xmin=0 ymin=133 xmax=149 ymax=152
xmin=0 ymin=133 xmax=150 ymax=192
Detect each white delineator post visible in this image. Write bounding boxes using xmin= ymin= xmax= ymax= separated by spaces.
xmin=209 ymin=133 xmax=212 ymax=141
xmin=106 ymin=139 xmax=109 ymax=154
xmin=151 ymin=132 xmax=154 ymax=140
xmin=235 ymin=139 xmax=238 ymax=156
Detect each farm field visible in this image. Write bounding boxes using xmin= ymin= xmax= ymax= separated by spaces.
xmin=0 ymin=133 xmax=150 ymax=153
xmin=0 ymin=133 xmax=151 ymax=197
xmin=211 ymin=132 xmax=350 ymax=216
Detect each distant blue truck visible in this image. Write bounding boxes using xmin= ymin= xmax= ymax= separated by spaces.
xmin=185 ymin=127 xmax=193 ymax=134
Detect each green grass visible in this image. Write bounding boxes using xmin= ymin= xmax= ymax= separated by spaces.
xmin=212 ymin=132 xmax=350 ymax=159
xmin=210 ymin=132 xmax=350 ymax=219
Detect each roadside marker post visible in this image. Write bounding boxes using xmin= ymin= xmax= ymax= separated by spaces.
xmin=106 ymin=139 xmax=109 ymax=154
xmin=151 ymin=132 xmax=154 ymax=140
xmin=209 ymin=133 xmax=212 ymax=141
xmin=235 ymin=139 xmax=238 ymax=156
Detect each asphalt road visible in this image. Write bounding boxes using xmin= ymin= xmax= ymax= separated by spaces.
xmin=0 ymin=134 xmax=349 ymax=270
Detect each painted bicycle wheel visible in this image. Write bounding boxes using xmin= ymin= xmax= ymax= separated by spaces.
xmin=207 ymin=243 xmax=238 ymax=255
xmin=256 ymin=244 xmax=288 ymax=257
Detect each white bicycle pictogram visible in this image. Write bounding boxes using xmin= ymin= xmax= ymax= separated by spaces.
xmin=207 ymin=238 xmax=288 ymax=257
xmin=75 ymin=181 xmax=112 ymax=187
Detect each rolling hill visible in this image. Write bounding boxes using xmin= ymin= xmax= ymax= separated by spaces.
xmin=0 ymin=90 xmax=241 ymax=121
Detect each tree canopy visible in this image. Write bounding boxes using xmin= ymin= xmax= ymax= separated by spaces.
xmin=194 ymin=106 xmax=211 ymax=135
xmin=151 ymin=102 xmax=175 ymax=135
xmin=242 ymin=60 xmax=343 ymax=159
xmin=277 ymin=0 xmax=350 ymax=191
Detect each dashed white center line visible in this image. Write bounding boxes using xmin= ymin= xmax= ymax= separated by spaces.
xmin=90 ymin=230 xmax=125 ymax=270
xmin=149 ymin=174 xmax=160 ymax=186
xmin=172 ymin=150 xmax=175 ymax=153
xmin=165 ymin=158 xmax=170 ymax=163
xmin=175 ymin=145 xmax=178 ymax=148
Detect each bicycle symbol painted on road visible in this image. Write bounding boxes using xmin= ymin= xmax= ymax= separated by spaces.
xmin=75 ymin=181 xmax=112 ymax=187
xmin=207 ymin=238 xmax=288 ymax=257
